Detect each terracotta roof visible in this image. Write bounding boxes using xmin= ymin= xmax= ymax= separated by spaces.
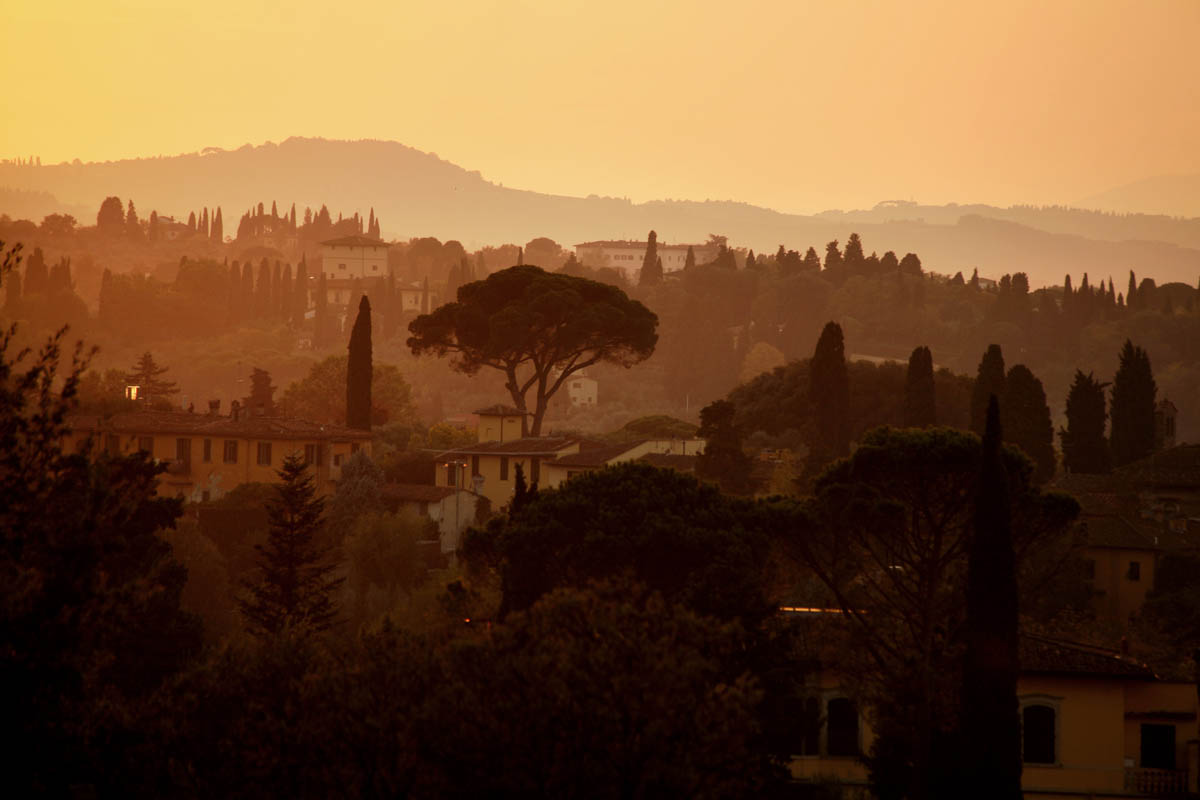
xmin=1080 ymin=514 xmax=1158 ymax=551
xmin=546 ymin=442 xmax=644 ymax=468
xmin=574 ymin=240 xmax=714 ymax=250
xmin=474 ymin=404 xmax=527 ymax=417
xmin=640 ymin=453 xmax=699 ymax=471
xmin=438 ymin=436 xmax=581 ymax=457
xmin=1019 ymin=634 xmax=1157 ymax=680
xmin=320 ymin=235 xmax=389 ymax=248
xmin=1114 ymin=445 xmax=1200 ymax=489
xmin=382 ymin=483 xmax=458 ymax=503
xmin=68 ymin=411 xmax=372 ymax=441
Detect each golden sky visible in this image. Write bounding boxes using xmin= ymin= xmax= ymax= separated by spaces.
xmin=4 ymin=0 xmax=1199 ymax=213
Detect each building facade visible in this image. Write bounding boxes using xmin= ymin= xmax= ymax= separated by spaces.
xmin=321 ymin=234 xmax=389 ymax=280
xmin=573 ymin=239 xmax=721 ymax=279
xmin=67 ymin=408 xmax=372 ymax=502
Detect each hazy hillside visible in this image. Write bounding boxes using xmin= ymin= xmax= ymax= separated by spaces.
xmin=1076 ymin=174 xmax=1200 ymax=219
xmin=2 ymin=138 xmax=1199 ymax=289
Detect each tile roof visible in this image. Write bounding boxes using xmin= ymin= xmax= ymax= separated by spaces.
xmin=1115 ymin=445 xmax=1200 ymax=489
xmin=574 ymin=240 xmax=714 ymax=250
xmin=320 ymin=234 xmax=389 ymax=248
xmin=68 ymin=411 xmax=372 ymax=440
xmin=381 ymin=483 xmax=459 ymax=503
xmin=474 ymin=404 xmax=528 ymax=416
xmin=640 ymin=453 xmax=699 ymax=471
xmin=1019 ymin=634 xmax=1157 ymax=680
xmin=1080 ymin=514 xmax=1158 ymax=551
xmin=438 ymin=436 xmax=581 ymax=457
xmin=545 ymin=442 xmax=645 ymax=468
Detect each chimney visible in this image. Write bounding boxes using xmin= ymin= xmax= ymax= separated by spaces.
xmin=208 ymin=399 xmax=220 ymax=415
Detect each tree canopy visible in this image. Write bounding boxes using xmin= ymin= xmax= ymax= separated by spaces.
xmin=278 ymin=355 xmax=415 ymax=427
xmin=407 ymin=265 xmax=657 ymax=435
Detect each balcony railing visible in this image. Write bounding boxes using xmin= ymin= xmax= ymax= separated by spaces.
xmin=1125 ymin=767 xmax=1188 ymax=795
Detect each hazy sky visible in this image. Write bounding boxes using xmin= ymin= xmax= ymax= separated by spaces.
xmin=5 ymin=0 xmax=1199 ymax=213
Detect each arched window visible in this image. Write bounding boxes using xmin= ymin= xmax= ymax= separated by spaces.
xmin=1023 ymin=704 xmax=1057 ymax=765
xmin=827 ymin=697 xmax=860 ymax=757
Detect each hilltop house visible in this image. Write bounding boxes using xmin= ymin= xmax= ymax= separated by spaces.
xmin=321 ymin=234 xmax=389 ymax=280
xmin=573 ymin=239 xmax=720 ymax=279
xmin=66 ymin=404 xmax=372 ymax=502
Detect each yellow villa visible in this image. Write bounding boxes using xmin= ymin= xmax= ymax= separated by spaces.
xmin=789 ymin=629 xmax=1199 ymax=798
xmin=67 ymin=406 xmax=373 ymax=501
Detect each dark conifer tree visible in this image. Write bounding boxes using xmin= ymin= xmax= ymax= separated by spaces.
xmin=271 ymin=200 xmax=278 ymax=218
xmin=1127 ymin=271 xmax=1138 ymax=310
xmin=684 ymin=246 xmax=696 ymax=271
xmin=187 ymin=211 xmax=196 ymax=232
xmin=48 ymin=257 xmax=72 ymax=294
xmin=200 ymin=207 xmax=209 ymax=238
xmin=510 ymin=462 xmax=540 ymax=515
xmin=970 ymin=344 xmax=1006 ymax=436
xmin=903 ymin=345 xmax=936 ymax=428
xmin=898 ymin=253 xmax=922 ymax=276
xmin=125 ymin=352 xmax=179 ymax=402
xmin=801 ymin=247 xmax=821 ymax=272
xmin=346 ymin=296 xmax=373 ymax=430
xmin=23 ymin=247 xmax=48 ymax=295
xmin=1110 ymin=340 xmax=1156 ymax=466
xmin=638 ymin=230 xmax=661 ymax=286
xmin=823 ymin=240 xmax=843 ymax=272
xmin=809 ymin=322 xmax=850 ymax=466
xmin=1060 ymin=370 xmax=1111 ymax=474
xmin=314 ymin=273 xmax=329 ymax=347
xmin=843 ymin=233 xmax=865 ymax=274
xmin=294 ymin=257 xmax=308 ymax=326
xmin=290 ymin=203 xmax=298 ymax=231
xmin=279 ymin=264 xmax=293 ymax=321
xmin=961 ymin=396 xmax=1021 ymax=800
xmin=211 ymin=206 xmax=223 ymax=242
xmin=745 ymin=250 xmax=757 ymax=271
xmin=244 ymin=367 xmax=277 ymax=415
xmin=1001 ymin=365 xmax=1056 ymax=484
xmin=272 ymin=261 xmax=283 ymax=319
xmin=969 ymin=268 xmax=980 ymax=289
xmin=256 ymin=259 xmax=271 ymax=319
xmin=241 ymin=257 xmax=255 ymax=317
xmin=239 ymin=455 xmax=342 ymax=637
xmin=125 ymin=200 xmax=141 ymax=239
xmin=696 ymin=399 xmax=753 ymax=494
xmin=148 ymin=210 xmax=159 ymax=241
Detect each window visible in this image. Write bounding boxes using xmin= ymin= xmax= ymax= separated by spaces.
xmin=1141 ymin=723 xmax=1176 ymax=769
xmin=304 ymin=444 xmax=317 ymax=465
xmin=202 ymin=438 xmax=212 ymax=462
xmin=223 ymin=440 xmax=238 ymax=464
xmin=1128 ymin=561 xmax=1141 ymax=581
xmin=500 ymin=456 xmax=509 ymax=481
xmin=371 ymin=264 xmax=378 ymax=271
xmin=471 ymin=455 xmax=480 ymax=477
xmin=176 ymin=438 xmax=191 ymax=462
xmin=137 ymin=436 xmax=154 ymax=455
xmin=826 ymin=697 xmax=860 ymax=757
xmin=339 ymin=263 xmax=347 ymax=270
xmin=351 ymin=443 xmax=360 ymax=454
xmin=531 ymin=457 xmax=541 ymax=484
xmin=257 ymin=442 xmax=272 ymax=466
xmin=1022 ymin=704 xmax=1057 ymax=765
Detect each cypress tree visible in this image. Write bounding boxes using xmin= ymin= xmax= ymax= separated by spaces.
xmin=314 ymin=273 xmax=329 ymax=348
xmin=187 ymin=211 xmax=196 ymax=232
xmin=638 ymin=230 xmax=662 ymax=286
xmin=1110 ymin=340 xmax=1156 ymax=466
xmin=684 ymin=246 xmax=696 ymax=271
xmin=257 ymin=259 xmax=271 ymax=319
xmin=201 ymin=207 xmax=209 ymax=238
xmin=211 ymin=207 xmax=223 ymax=242
xmin=809 ymin=322 xmax=849 ymax=467
xmin=961 ymin=396 xmax=1022 ymax=800
xmin=802 ymin=247 xmax=821 ymax=272
xmin=745 ymin=250 xmax=757 ymax=270
xmin=1001 ymin=365 xmax=1056 ymax=484
xmin=279 ymin=264 xmax=293 ymax=321
xmin=241 ymin=259 xmax=254 ymax=319
xmin=970 ymin=345 xmax=1006 ymax=436
xmin=1127 ymin=271 xmax=1138 ymax=310
xmin=23 ymin=247 xmax=47 ymax=295
xmin=293 ymin=259 xmax=308 ymax=326
xmin=1060 ymin=370 xmax=1111 ymax=474
xmin=903 ymin=345 xmax=936 ymax=428
xmin=239 ymin=455 xmax=343 ymax=637
xmin=823 ymin=240 xmax=843 ymax=272
xmin=148 ymin=210 xmax=159 ymax=241
xmin=346 ymin=295 xmax=373 ymax=430
xmin=125 ymin=200 xmax=141 ymax=239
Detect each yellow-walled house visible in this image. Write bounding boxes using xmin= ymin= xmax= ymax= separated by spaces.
xmin=788 ymin=630 xmax=1199 ymax=798
xmin=67 ymin=408 xmax=372 ymax=501
xmin=1079 ymin=514 xmax=1159 ymax=624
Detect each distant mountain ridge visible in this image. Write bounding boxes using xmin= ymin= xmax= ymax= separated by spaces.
xmin=1 ymin=137 xmax=1199 ymax=289
xmin=1075 ymin=174 xmax=1200 ymax=219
